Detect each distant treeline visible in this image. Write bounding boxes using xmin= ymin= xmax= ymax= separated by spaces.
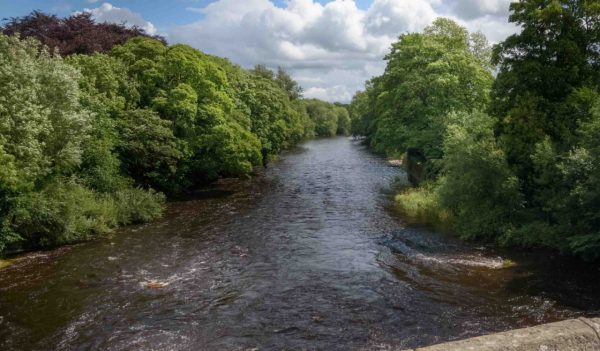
xmin=0 ymin=11 xmax=349 ymax=255
xmin=350 ymin=1 xmax=600 ymax=262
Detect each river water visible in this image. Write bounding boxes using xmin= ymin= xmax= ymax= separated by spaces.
xmin=1 ymin=137 xmax=599 ymax=350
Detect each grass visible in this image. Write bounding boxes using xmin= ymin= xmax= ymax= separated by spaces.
xmin=0 ymin=259 xmax=15 ymax=269
xmin=394 ymin=184 xmax=455 ymax=233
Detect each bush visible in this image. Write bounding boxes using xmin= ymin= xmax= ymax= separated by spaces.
xmin=2 ymin=179 xmax=164 ymax=252
xmin=436 ymin=111 xmax=522 ymax=240
xmin=113 ymin=187 xmax=166 ymax=225
xmin=395 ymin=182 xmax=454 ymax=232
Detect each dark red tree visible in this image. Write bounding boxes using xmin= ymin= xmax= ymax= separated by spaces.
xmin=1 ymin=11 xmax=166 ymax=55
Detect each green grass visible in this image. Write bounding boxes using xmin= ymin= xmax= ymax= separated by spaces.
xmin=394 ymin=184 xmax=455 ymax=233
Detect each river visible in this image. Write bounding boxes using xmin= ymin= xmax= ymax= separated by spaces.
xmin=1 ymin=137 xmax=599 ymax=350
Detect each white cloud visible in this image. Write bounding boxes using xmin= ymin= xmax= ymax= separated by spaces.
xmin=449 ymin=0 xmax=512 ymax=20
xmin=170 ymin=0 xmax=443 ymax=102
xmin=365 ymin=0 xmax=437 ymax=35
xmin=304 ymin=85 xmax=354 ymax=102
xmin=76 ymin=0 xmax=521 ymax=103
xmin=81 ymin=3 xmax=157 ymax=35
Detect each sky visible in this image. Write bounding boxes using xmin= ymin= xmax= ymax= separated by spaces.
xmin=1 ymin=0 xmax=520 ymax=102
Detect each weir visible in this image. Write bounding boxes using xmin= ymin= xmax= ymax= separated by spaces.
xmin=402 ymin=317 xmax=600 ymax=351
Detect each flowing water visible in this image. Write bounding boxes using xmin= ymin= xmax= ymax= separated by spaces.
xmin=1 ymin=137 xmax=599 ymax=350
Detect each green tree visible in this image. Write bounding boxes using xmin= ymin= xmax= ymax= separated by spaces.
xmin=491 ymin=0 xmax=600 ymax=181
xmin=371 ymin=18 xmax=493 ymax=165
xmin=66 ymin=53 xmax=138 ymax=192
xmin=115 ymin=109 xmax=180 ymax=189
xmin=0 ymin=34 xmax=165 ymax=254
xmin=436 ymin=111 xmax=522 ymax=239
xmin=304 ymin=99 xmax=339 ymax=137
xmin=275 ymin=67 xmax=303 ymax=100
xmin=334 ymin=106 xmax=351 ymax=136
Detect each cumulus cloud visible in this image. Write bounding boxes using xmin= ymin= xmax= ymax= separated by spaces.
xmin=82 ymin=3 xmax=157 ymax=35
xmin=78 ymin=0 xmax=521 ymax=103
xmin=448 ymin=0 xmax=512 ymax=20
xmin=170 ymin=0 xmax=443 ymax=102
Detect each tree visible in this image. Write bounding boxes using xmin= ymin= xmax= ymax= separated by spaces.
xmin=250 ymin=64 xmax=275 ymax=80
xmin=66 ymin=53 xmax=139 ymax=192
xmin=0 ymin=34 xmax=165 ymax=253
xmin=304 ymin=99 xmax=339 ymax=137
xmin=0 ymin=34 xmax=90 ymax=186
xmin=436 ymin=111 xmax=522 ymax=239
xmin=115 ymin=109 xmax=180 ymax=189
xmin=370 ymin=18 xmax=493 ymax=168
xmin=1 ymin=11 xmax=165 ymax=56
xmin=275 ymin=67 xmax=303 ymax=100
xmin=491 ymin=0 xmax=600 ymax=182
xmin=334 ymin=106 xmax=351 ymax=135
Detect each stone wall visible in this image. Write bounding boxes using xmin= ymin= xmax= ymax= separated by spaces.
xmin=402 ymin=318 xmax=600 ymax=351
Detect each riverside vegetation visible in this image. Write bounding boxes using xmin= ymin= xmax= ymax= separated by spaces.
xmin=350 ymin=1 xmax=600 ymax=262
xmin=0 ymin=12 xmax=350 ymax=255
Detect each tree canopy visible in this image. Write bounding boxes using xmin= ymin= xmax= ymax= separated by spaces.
xmin=0 ymin=11 xmax=339 ymax=256
xmin=1 ymin=11 xmax=165 ymax=55
xmin=351 ymin=7 xmax=600 ymax=262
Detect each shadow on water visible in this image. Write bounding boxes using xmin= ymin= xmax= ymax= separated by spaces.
xmin=0 ymin=137 xmax=599 ymax=351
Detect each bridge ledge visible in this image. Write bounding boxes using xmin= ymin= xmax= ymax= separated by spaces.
xmin=401 ymin=317 xmax=600 ymax=351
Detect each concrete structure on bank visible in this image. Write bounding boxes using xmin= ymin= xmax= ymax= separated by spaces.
xmin=402 ymin=317 xmax=600 ymax=351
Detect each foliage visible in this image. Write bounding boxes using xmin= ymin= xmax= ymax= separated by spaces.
xmin=274 ymin=67 xmax=303 ymax=101
xmin=0 ymin=11 xmax=331 ymax=255
xmin=372 ymin=19 xmax=492 ymax=159
xmin=115 ymin=109 xmax=181 ymax=190
xmin=491 ymin=0 xmax=600 ymax=183
xmin=352 ymin=7 xmax=600 ymax=262
xmin=0 ymin=33 xmax=166 ymax=254
xmin=303 ymin=99 xmax=345 ymax=137
xmin=487 ymin=0 xmax=600 ymax=260
xmin=1 ymin=11 xmax=165 ymax=56
xmin=435 ymin=111 xmax=522 ymax=240
xmin=334 ymin=105 xmax=351 ymax=136
xmin=395 ymin=183 xmax=454 ymax=233
xmin=349 ymin=90 xmax=373 ymax=137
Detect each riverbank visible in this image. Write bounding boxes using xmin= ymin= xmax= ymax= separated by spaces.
xmin=2 ymin=137 xmax=600 ymax=350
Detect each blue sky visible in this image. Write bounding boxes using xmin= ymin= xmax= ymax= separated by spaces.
xmin=0 ymin=0 xmax=518 ymax=102
xmin=1 ymin=0 xmax=374 ymax=29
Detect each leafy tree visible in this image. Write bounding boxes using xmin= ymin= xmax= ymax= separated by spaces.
xmin=491 ymin=0 xmax=600 ymax=182
xmin=1 ymin=11 xmax=165 ymax=56
xmin=0 ymin=35 xmax=90 ymax=187
xmin=250 ymin=64 xmax=275 ymax=80
xmin=66 ymin=53 xmax=139 ymax=192
xmin=334 ymin=106 xmax=351 ymax=135
xmin=193 ymin=122 xmax=262 ymax=178
xmin=370 ymin=18 xmax=493 ymax=164
xmin=304 ymin=99 xmax=339 ymax=137
xmin=0 ymin=34 xmax=164 ymax=253
xmin=115 ymin=109 xmax=180 ymax=189
xmin=112 ymin=39 xmax=266 ymax=186
xmin=111 ymin=37 xmax=167 ymax=106
xmin=436 ymin=111 xmax=522 ymax=239
xmin=275 ymin=67 xmax=303 ymax=100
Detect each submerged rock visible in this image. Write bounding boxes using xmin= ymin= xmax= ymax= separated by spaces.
xmin=144 ymin=280 xmax=170 ymax=289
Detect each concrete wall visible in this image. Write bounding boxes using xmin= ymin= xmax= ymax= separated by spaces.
xmin=402 ymin=317 xmax=600 ymax=351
